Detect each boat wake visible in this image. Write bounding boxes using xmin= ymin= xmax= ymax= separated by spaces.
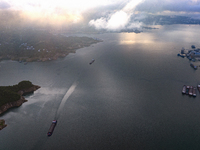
xmin=55 ymin=80 xmax=78 ymax=119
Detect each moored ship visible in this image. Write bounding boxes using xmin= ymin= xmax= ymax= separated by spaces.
xmin=190 ymin=63 xmax=197 ymax=70
xmin=182 ymin=85 xmax=186 ymax=94
xmin=186 ymin=86 xmax=190 ymax=95
xmin=193 ymin=87 xmax=197 ymax=97
xmin=189 ymin=86 xmax=193 ymax=96
xmin=197 ymin=85 xmax=200 ymax=93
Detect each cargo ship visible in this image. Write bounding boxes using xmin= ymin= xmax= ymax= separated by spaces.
xmin=182 ymin=85 xmax=186 ymax=94
xmin=193 ymin=87 xmax=197 ymax=97
xmin=189 ymin=86 xmax=193 ymax=96
xmin=190 ymin=63 xmax=197 ymax=70
xmin=186 ymin=86 xmax=190 ymax=95
xmin=47 ymin=120 xmax=57 ymax=136
xmin=89 ymin=59 xmax=95 ymax=65
xmin=197 ymin=85 xmax=200 ymax=93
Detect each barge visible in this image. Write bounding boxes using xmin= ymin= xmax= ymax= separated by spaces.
xmin=197 ymin=85 xmax=200 ymax=93
xmin=89 ymin=59 xmax=95 ymax=65
xmin=193 ymin=87 xmax=197 ymax=97
xmin=47 ymin=120 xmax=57 ymax=136
xmin=189 ymin=86 xmax=193 ymax=96
xmin=186 ymin=86 xmax=190 ymax=95
xmin=182 ymin=85 xmax=186 ymax=94
xmin=177 ymin=53 xmax=185 ymax=58
xmin=190 ymin=63 xmax=197 ymax=70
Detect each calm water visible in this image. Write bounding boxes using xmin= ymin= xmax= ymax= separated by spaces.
xmin=1 ymin=25 xmax=200 ymax=150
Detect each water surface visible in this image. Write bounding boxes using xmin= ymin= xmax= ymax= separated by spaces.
xmin=1 ymin=25 xmax=200 ymax=150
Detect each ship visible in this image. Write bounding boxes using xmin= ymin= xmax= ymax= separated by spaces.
xmin=177 ymin=53 xmax=185 ymax=58
xmin=47 ymin=120 xmax=57 ymax=136
xmin=197 ymin=85 xmax=200 ymax=93
xmin=182 ymin=85 xmax=186 ymax=94
xmin=89 ymin=59 xmax=95 ymax=65
xmin=186 ymin=86 xmax=190 ymax=95
xmin=189 ymin=86 xmax=193 ymax=96
xmin=193 ymin=87 xmax=197 ymax=97
xmin=190 ymin=63 xmax=197 ymax=70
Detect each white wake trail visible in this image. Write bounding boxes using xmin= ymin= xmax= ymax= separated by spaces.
xmin=56 ymin=81 xmax=78 ymax=118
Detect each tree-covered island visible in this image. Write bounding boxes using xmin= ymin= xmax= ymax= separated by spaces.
xmin=0 ymin=29 xmax=102 ymax=62
xmin=0 ymin=81 xmax=40 ymax=130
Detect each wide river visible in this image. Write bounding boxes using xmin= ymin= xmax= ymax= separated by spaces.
xmin=1 ymin=25 xmax=200 ymax=150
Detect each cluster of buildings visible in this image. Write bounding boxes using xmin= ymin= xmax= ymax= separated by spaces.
xmin=37 ymin=49 xmax=50 ymax=53
xmin=19 ymin=43 xmax=35 ymax=50
xmin=19 ymin=43 xmax=51 ymax=53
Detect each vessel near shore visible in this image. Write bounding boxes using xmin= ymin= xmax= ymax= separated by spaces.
xmin=47 ymin=120 xmax=57 ymax=136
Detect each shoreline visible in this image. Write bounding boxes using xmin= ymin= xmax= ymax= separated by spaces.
xmin=0 ymin=85 xmax=40 ymax=130
xmin=0 ymin=39 xmax=103 ymax=63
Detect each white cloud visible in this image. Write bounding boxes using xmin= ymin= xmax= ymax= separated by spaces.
xmin=127 ymin=22 xmax=143 ymax=29
xmin=0 ymin=1 xmax=10 ymax=9
xmin=89 ymin=0 xmax=143 ymax=31
xmin=89 ymin=17 xmax=107 ymax=30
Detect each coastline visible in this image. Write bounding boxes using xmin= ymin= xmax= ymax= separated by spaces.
xmin=0 ymin=36 xmax=103 ymax=63
xmin=0 ymin=85 xmax=40 ymax=130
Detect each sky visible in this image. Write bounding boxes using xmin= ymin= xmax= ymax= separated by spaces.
xmin=0 ymin=0 xmax=200 ymax=30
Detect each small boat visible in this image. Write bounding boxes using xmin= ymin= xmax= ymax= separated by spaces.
xmin=177 ymin=53 xmax=185 ymax=58
xmin=191 ymin=45 xmax=196 ymax=49
xmin=89 ymin=59 xmax=95 ymax=65
xmin=186 ymin=86 xmax=190 ymax=95
xmin=190 ymin=63 xmax=197 ymax=70
xmin=182 ymin=85 xmax=186 ymax=94
xmin=189 ymin=86 xmax=193 ymax=96
xmin=47 ymin=120 xmax=57 ymax=136
xmin=197 ymin=85 xmax=200 ymax=93
xmin=193 ymin=87 xmax=197 ymax=97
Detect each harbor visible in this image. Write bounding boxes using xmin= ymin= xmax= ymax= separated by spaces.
xmin=177 ymin=45 xmax=200 ymax=70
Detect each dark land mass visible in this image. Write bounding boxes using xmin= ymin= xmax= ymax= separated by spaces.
xmin=0 ymin=29 xmax=102 ymax=62
xmin=136 ymin=15 xmax=200 ymax=25
xmin=0 ymin=81 xmax=40 ymax=130
xmin=142 ymin=26 xmax=159 ymax=30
